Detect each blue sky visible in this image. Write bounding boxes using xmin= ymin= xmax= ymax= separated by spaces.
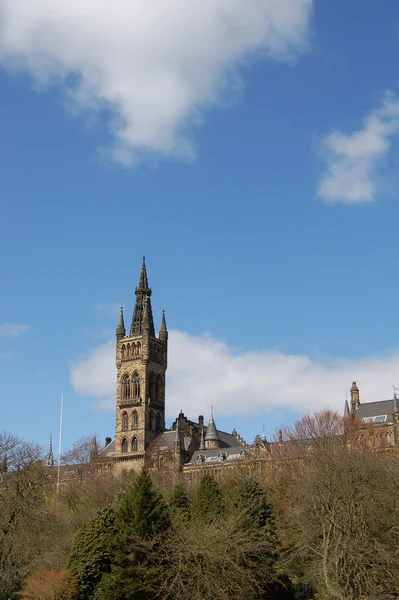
xmin=1 ymin=0 xmax=399 ymax=452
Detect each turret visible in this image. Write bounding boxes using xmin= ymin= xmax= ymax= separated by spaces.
xmin=350 ymin=381 xmax=360 ymax=416
xmin=116 ymin=305 xmax=126 ymax=342
xmin=159 ymin=308 xmax=168 ymax=343
xmin=205 ymin=410 xmax=221 ymax=449
xmin=344 ymin=398 xmax=351 ymax=419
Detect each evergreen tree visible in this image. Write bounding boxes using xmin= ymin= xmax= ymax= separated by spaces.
xmin=169 ymin=482 xmax=191 ymax=519
xmin=99 ymin=469 xmax=170 ymax=600
xmin=68 ymin=507 xmax=116 ymax=600
xmin=238 ymin=478 xmax=279 ymax=598
xmin=239 ymin=478 xmax=276 ymax=532
xmin=194 ymin=473 xmax=224 ymax=521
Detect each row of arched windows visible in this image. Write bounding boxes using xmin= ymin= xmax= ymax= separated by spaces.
xmin=121 ymin=342 xmax=141 ymax=359
xmin=148 ymin=373 xmax=163 ymax=403
xmin=122 ymin=373 xmax=140 ymax=400
xmin=121 ymin=409 xmax=162 ymax=432
xmin=121 ymin=437 xmax=138 ymax=453
xmin=122 ymin=410 xmax=139 ymax=430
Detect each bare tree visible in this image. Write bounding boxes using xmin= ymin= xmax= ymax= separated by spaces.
xmin=272 ymin=411 xmax=399 ymax=599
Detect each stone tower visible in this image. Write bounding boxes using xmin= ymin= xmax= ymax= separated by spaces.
xmin=115 ymin=257 xmax=168 ymax=459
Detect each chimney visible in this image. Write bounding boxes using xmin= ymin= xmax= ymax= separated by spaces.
xmin=105 ymin=437 xmax=112 ymax=447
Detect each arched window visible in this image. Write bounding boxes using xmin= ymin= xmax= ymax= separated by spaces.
xmin=121 ymin=345 xmax=126 ymax=359
xmin=132 ymin=437 xmax=138 ymax=452
xmin=132 ymin=410 xmax=139 ymax=427
xmin=149 ymin=410 xmax=155 ymax=430
xmin=149 ymin=373 xmax=156 ymax=401
xmin=156 ymin=412 xmax=161 ymax=432
xmin=127 ymin=344 xmax=131 ymax=357
xmin=123 ymin=375 xmax=131 ymax=399
xmin=122 ymin=412 xmax=128 ymax=430
xmin=121 ymin=438 xmax=128 ymax=453
xmin=133 ymin=373 xmax=140 ymax=398
xmin=156 ymin=376 xmax=163 ymax=401
xmin=131 ymin=343 xmax=136 ymax=356
xmin=136 ymin=342 xmax=141 ymax=355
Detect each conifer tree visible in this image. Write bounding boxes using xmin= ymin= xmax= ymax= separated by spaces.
xmin=194 ymin=473 xmax=224 ymax=521
xmin=99 ymin=469 xmax=170 ymax=600
xmin=169 ymin=481 xmax=191 ymax=519
xmin=68 ymin=507 xmax=116 ymax=600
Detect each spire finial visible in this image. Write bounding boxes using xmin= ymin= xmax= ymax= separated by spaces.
xmin=116 ymin=304 xmax=126 ymax=337
xmin=159 ymin=307 xmax=168 ymax=341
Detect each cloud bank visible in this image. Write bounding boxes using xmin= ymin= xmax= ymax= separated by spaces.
xmin=0 ymin=0 xmax=313 ymax=165
xmin=318 ymin=91 xmax=399 ymax=204
xmin=0 ymin=323 xmax=30 ymax=337
xmin=71 ymin=330 xmax=399 ymax=419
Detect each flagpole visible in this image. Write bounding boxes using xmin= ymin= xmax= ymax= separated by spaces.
xmin=56 ymin=394 xmax=64 ymax=497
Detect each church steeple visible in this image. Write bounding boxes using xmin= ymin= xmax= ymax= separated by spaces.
xmin=130 ymin=256 xmax=155 ymax=337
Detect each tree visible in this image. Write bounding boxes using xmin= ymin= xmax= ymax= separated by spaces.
xmin=99 ymin=469 xmax=170 ymax=600
xmin=168 ymin=481 xmax=190 ymax=519
xmin=157 ymin=509 xmax=278 ymax=600
xmin=19 ymin=570 xmax=77 ymax=600
xmin=273 ymin=410 xmax=399 ymax=599
xmin=68 ymin=508 xmax=116 ymax=600
xmin=0 ymin=432 xmax=49 ymax=599
xmin=193 ymin=473 xmax=224 ymax=521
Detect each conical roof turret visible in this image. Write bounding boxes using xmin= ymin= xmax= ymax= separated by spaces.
xmin=116 ymin=305 xmax=126 ymax=338
xmin=205 ymin=411 xmax=219 ymax=442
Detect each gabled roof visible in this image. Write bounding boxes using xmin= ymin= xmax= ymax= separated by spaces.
xmin=354 ymin=399 xmax=394 ymax=423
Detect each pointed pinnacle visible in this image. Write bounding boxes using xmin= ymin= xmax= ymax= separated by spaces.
xmin=344 ymin=399 xmax=350 ymax=418
xmin=116 ymin=305 xmax=126 ymax=335
xmin=137 ymin=255 xmax=149 ymax=290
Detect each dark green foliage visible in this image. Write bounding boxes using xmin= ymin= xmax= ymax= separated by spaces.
xmin=115 ymin=469 xmax=170 ymax=540
xmin=194 ymin=473 xmax=224 ymax=521
xmin=68 ymin=507 xmax=116 ymax=600
xmin=169 ymin=482 xmax=191 ymax=519
xmin=239 ymin=478 xmax=276 ymax=531
xmin=98 ymin=469 xmax=170 ymax=600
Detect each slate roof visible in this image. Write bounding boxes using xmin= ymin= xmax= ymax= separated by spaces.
xmin=187 ymin=445 xmax=251 ymax=466
xmin=354 ymin=399 xmax=394 ymax=422
xmin=150 ymin=430 xmax=191 ymax=452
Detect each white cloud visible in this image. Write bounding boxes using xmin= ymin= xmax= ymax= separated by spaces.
xmin=0 ymin=0 xmax=313 ymax=165
xmin=0 ymin=323 xmax=30 ymax=337
xmin=318 ymin=91 xmax=399 ymax=204
xmin=70 ymin=329 xmax=399 ymax=419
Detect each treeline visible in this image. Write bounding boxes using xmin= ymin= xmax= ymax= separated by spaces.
xmin=2 ymin=411 xmax=399 ymax=599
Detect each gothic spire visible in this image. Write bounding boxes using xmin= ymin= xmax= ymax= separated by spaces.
xmin=159 ymin=308 xmax=168 ymax=341
xmin=130 ymin=257 xmax=155 ymax=337
xmin=205 ymin=410 xmax=220 ymax=442
xmin=116 ymin=305 xmax=126 ymax=338
xmin=344 ymin=399 xmax=350 ymax=418
xmin=138 ymin=255 xmax=149 ymax=290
